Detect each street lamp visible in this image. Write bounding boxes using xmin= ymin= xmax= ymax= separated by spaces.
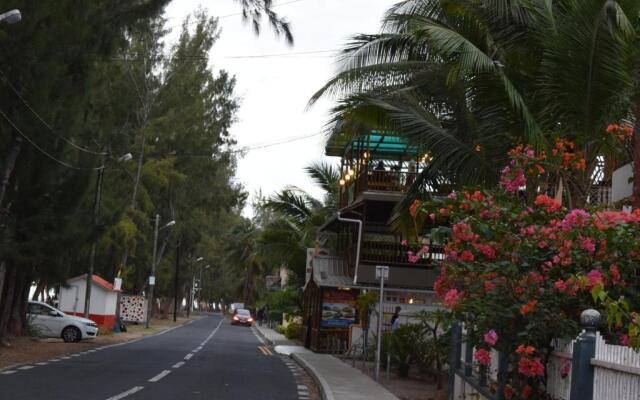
xmin=84 ymin=152 xmax=133 ymax=319
xmin=145 ymin=215 xmax=176 ymax=328
xmin=187 ymin=257 xmax=204 ymax=317
xmin=0 ymin=9 xmax=21 ymax=24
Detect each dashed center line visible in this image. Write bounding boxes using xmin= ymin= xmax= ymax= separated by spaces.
xmin=17 ymin=366 xmax=34 ymax=370
xmin=172 ymin=361 xmax=185 ymax=369
xmin=184 ymin=353 xmax=193 ymax=360
xmin=105 ymin=386 xmax=144 ymax=400
xmin=148 ymin=370 xmax=171 ymax=382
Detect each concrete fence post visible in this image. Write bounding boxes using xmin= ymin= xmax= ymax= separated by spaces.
xmin=569 ymin=309 xmax=600 ymax=400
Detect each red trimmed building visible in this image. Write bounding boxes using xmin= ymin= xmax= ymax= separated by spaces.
xmin=58 ymin=274 xmax=119 ymax=329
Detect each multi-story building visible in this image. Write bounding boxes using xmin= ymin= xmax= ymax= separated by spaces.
xmin=303 ymin=130 xmax=445 ymax=352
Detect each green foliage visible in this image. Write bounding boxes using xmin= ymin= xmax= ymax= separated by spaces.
xmin=284 ymin=321 xmax=302 ymax=340
xmin=258 ymin=288 xmax=301 ymax=316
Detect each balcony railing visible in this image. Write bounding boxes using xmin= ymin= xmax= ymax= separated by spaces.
xmin=360 ymin=240 xmax=445 ymax=267
xmin=340 ymin=171 xmax=418 ymax=207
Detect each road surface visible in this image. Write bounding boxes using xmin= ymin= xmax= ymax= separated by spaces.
xmin=0 ymin=314 xmax=307 ymax=399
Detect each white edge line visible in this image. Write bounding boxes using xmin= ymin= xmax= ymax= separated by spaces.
xmin=148 ymin=370 xmax=171 ymax=383
xmin=1 ymin=370 xmax=16 ymax=375
xmin=105 ymin=386 xmax=144 ymax=400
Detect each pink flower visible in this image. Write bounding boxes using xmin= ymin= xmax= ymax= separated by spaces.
xmin=554 ymin=280 xmax=568 ymax=292
xmin=587 ymin=269 xmax=603 ymax=289
xmin=483 ymin=330 xmax=498 ymax=346
xmin=443 ymin=289 xmax=463 ymax=309
xmin=474 ymin=348 xmax=491 ymax=365
xmin=560 ymin=360 xmax=571 ymax=378
xmin=401 ymin=239 xmax=408 ymax=246
xmin=580 ymin=237 xmax=596 ymax=254
xmin=429 ymin=213 xmax=436 ymax=221
xmin=484 ymin=281 xmax=496 ymax=293
xmin=620 ymin=334 xmax=630 ymax=346
xmin=561 ymin=209 xmax=590 ymax=231
xmin=534 ymin=194 xmax=561 ymax=212
xmin=609 ymin=264 xmax=621 ymax=283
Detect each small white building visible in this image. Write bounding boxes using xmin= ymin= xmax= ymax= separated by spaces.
xmin=58 ymin=274 xmax=118 ymax=329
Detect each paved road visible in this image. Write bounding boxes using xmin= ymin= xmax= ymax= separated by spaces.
xmin=0 ymin=314 xmax=302 ymax=400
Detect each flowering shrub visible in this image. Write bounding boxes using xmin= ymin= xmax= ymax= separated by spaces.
xmin=410 ymin=143 xmax=640 ymax=398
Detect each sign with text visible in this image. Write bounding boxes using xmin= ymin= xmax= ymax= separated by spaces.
xmin=320 ymin=289 xmax=357 ymax=328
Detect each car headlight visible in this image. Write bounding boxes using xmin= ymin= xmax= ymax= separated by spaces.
xmin=84 ymin=322 xmax=97 ymax=327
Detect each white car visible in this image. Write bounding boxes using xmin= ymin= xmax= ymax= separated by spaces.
xmin=27 ymin=301 xmax=99 ymax=342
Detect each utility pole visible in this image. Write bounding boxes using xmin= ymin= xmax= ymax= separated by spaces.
xmin=145 ymin=214 xmax=160 ymax=328
xmin=375 ymin=265 xmax=389 ymax=382
xmin=84 ymin=154 xmax=105 ymax=318
xmin=173 ymin=241 xmax=180 ymax=322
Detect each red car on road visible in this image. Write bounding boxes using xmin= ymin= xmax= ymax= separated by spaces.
xmin=231 ymin=309 xmax=253 ymax=326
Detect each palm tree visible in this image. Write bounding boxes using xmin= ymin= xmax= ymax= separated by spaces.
xmin=313 ymin=0 xmax=640 ymax=206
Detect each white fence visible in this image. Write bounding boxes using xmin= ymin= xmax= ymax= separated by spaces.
xmin=452 ymin=329 xmax=640 ymax=400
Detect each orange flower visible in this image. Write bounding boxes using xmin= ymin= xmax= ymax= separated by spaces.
xmin=516 ymin=344 xmax=536 ymax=355
xmin=409 ymin=200 xmax=421 ymax=218
xmin=520 ymin=300 xmax=538 ymax=315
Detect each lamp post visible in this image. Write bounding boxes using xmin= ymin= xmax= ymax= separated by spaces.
xmin=145 ymin=216 xmax=175 ymax=328
xmin=84 ymin=152 xmax=133 ymax=319
xmin=0 ymin=9 xmax=21 ymax=24
xmin=375 ymin=265 xmax=389 ymax=382
xmin=187 ymin=257 xmax=204 ymax=317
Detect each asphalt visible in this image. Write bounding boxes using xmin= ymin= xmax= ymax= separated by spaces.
xmin=0 ymin=314 xmax=300 ymax=400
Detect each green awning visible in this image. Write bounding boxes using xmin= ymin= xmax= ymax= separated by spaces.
xmin=325 ymin=130 xmax=419 ymax=158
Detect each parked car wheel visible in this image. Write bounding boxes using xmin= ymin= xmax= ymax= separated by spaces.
xmin=62 ymin=326 xmax=81 ymax=343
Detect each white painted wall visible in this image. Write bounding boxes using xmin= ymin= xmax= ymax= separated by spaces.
xmin=58 ymin=279 xmax=116 ymax=316
xmin=612 ymin=163 xmax=633 ymax=203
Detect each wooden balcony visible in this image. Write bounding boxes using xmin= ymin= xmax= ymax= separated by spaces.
xmin=340 ymin=170 xmax=418 ymax=207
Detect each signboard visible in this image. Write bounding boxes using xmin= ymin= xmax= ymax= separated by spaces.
xmin=321 ymin=289 xmax=357 ymax=328
xmin=148 ymin=276 xmax=155 ymax=286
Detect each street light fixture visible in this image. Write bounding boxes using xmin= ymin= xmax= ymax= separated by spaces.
xmin=146 ymin=215 xmax=176 ymax=328
xmin=84 ymin=152 xmax=133 ymax=319
xmin=0 ymin=9 xmax=21 ymax=24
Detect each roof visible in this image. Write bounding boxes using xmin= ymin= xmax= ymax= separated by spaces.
xmin=325 ymin=131 xmax=419 ymax=158
xmin=67 ymin=274 xmax=116 ymax=291
xmin=308 ymin=256 xmax=356 ymax=289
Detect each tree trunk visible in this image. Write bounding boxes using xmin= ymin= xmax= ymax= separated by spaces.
xmin=0 ymin=262 xmax=6 ymax=309
xmin=0 ymin=264 xmax=17 ymax=343
xmin=8 ymin=267 xmax=28 ymax=336
xmin=0 ymin=134 xmax=23 ymax=210
xmin=633 ymin=104 xmax=640 ymax=208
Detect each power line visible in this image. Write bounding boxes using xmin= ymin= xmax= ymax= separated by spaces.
xmin=0 ymin=70 xmax=107 ymax=156
xmin=0 ymin=109 xmax=101 ymax=171
xmin=104 ymin=48 xmax=336 ymax=62
xmin=232 ymin=131 xmax=323 ymax=153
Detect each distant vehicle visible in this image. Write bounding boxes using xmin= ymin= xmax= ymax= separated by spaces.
xmin=230 ymin=302 xmax=245 ymax=314
xmin=231 ymin=309 xmax=253 ymax=327
xmin=27 ymin=301 xmax=99 ymax=343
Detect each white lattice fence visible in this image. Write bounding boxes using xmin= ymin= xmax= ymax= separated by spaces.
xmin=545 ymin=339 xmax=574 ymax=400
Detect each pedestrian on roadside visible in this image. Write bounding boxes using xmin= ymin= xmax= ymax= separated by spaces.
xmin=257 ymin=307 xmax=264 ymax=326
xmin=390 ymin=306 xmax=401 ymax=332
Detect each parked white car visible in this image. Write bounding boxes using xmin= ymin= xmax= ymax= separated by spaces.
xmin=27 ymin=301 xmax=99 ymax=342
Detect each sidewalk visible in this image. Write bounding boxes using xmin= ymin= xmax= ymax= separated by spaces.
xmin=253 ymin=324 xmax=398 ymax=400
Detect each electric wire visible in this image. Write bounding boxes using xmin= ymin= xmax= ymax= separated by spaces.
xmin=231 ymin=131 xmax=323 ymax=153
xmin=0 ymin=70 xmax=107 ymax=155
xmin=0 ymin=109 xmax=102 ymax=171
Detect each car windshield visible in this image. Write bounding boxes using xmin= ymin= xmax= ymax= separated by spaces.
xmin=237 ymin=309 xmax=250 ymax=316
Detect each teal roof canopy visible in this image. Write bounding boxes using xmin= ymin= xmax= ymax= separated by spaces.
xmin=325 ymin=131 xmax=419 ymax=158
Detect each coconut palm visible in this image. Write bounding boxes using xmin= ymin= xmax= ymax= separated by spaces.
xmin=313 ymin=0 xmax=640 ymax=206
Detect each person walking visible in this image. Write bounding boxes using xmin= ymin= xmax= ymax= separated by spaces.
xmin=390 ymin=306 xmax=401 ymax=332
xmin=257 ymin=307 xmax=264 ymax=326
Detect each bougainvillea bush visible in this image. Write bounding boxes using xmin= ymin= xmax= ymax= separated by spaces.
xmin=410 ymin=143 xmax=640 ymax=399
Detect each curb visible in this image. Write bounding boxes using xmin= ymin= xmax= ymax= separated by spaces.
xmin=252 ymin=325 xmax=275 ymax=346
xmin=291 ymin=353 xmax=334 ymax=400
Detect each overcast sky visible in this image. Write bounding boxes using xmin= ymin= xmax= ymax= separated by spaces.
xmin=165 ymin=0 xmax=396 ymax=217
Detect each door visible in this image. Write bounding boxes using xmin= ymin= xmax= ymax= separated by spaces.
xmin=27 ymin=303 xmax=63 ymax=338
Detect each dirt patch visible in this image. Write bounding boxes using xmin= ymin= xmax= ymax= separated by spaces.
xmin=342 ymin=359 xmax=448 ymax=400
xmin=0 ymin=316 xmax=198 ymax=370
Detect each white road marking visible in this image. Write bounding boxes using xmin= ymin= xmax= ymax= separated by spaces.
xmin=105 ymin=386 xmax=144 ymax=400
xmin=148 ymin=370 xmax=171 ymax=382
xmin=61 ymin=356 xmax=71 ymax=359
xmin=172 ymin=361 xmax=185 ymax=369
xmin=35 ymin=362 xmax=48 ymax=366
xmin=184 ymin=353 xmax=193 ymax=360
xmin=251 ymin=327 xmax=267 ymax=345
xmin=18 ymin=366 xmax=34 ymax=370
xmin=0 ymin=370 xmax=16 ymax=375
xmin=49 ymin=359 xmax=61 ymax=362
